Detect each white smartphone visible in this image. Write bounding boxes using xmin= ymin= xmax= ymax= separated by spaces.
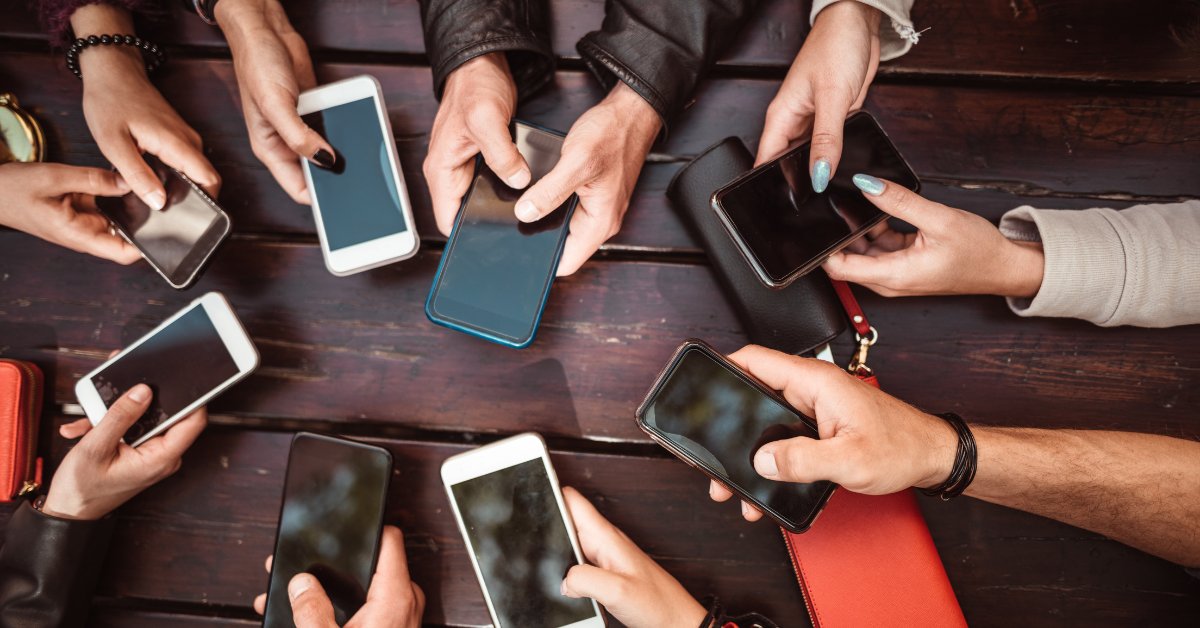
xmin=74 ymin=292 xmax=259 ymax=447
xmin=441 ymin=433 xmax=605 ymax=628
xmin=297 ymin=74 xmax=419 ymax=276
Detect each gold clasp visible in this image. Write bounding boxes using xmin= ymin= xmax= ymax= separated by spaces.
xmin=847 ymin=326 xmax=879 ymax=376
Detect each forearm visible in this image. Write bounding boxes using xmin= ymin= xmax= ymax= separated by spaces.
xmin=966 ymin=427 xmax=1200 ymax=566
xmin=810 ymin=0 xmax=919 ymax=61
xmin=40 ymin=0 xmax=155 ymax=46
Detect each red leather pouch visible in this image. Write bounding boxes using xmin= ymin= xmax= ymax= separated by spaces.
xmin=781 ymin=282 xmax=967 ymax=628
xmin=0 ymin=359 xmax=44 ymax=502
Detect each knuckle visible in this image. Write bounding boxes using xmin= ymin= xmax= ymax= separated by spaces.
xmin=809 ymin=130 xmax=840 ymax=149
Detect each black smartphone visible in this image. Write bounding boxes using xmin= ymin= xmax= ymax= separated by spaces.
xmin=425 ymin=120 xmax=577 ymax=348
xmin=262 ymin=433 xmax=393 ymax=628
xmin=95 ymin=153 xmax=231 ymax=289
xmin=711 ymin=111 xmax=919 ymax=289
xmin=635 ymin=340 xmax=836 ymax=533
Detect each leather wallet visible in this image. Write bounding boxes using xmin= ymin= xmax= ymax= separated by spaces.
xmin=666 ymin=137 xmax=846 ymax=355
xmin=0 ymin=359 xmax=43 ymax=501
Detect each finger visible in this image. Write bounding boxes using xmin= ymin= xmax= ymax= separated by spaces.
xmin=259 ymin=89 xmax=335 ymax=168
xmin=821 ymin=250 xmax=903 ymax=289
xmin=143 ymin=406 xmax=208 ymax=460
xmin=725 ymin=346 xmax=845 ymax=418
xmin=153 ymin=140 xmax=221 ymax=198
xmin=709 ymin=480 xmax=733 ymax=503
xmin=288 ymin=573 xmax=338 ymax=628
xmin=561 ymin=486 xmax=632 ymax=568
xmin=59 ymin=418 xmax=93 ymax=440
xmin=472 ymin=118 xmax=531 ymax=189
xmin=740 ymin=501 xmax=765 ymax=522
xmin=63 ymin=210 xmax=141 ymax=265
xmin=253 ymin=593 xmax=267 ymax=615
xmin=101 ymin=133 xmax=167 ymax=210
xmin=850 ymin=175 xmax=951 ymax=233
xmin=556 ymin=206 xmax=611 ymax=277
xmin=265 ymin=555 xmax=273 ymax=574
xmin=53 ymin=165 xmax=131 ymax=198
xmin=83 ymin=383 xmax=153 ymax=452
xmin=808 ymin=92 xmax=852 ymax=193
xmin=423 ymin=157 xmax=473 ymax=236
xmin=259 ymin=146 xmax=311 ymax=205
xmin=514 ymin=152 xmax=591 ymax=223
xmin=755 ymin=104 xmax=810 ymax=168
xmin=560 ymin=563 xmax=628 ymax=604
xmin=753 ymin=434 xmax=847 ymax=484
xmin=369 ymin=526 xmax=414 ymax=594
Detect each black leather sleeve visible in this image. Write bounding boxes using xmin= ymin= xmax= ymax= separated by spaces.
xmin=419 ymin=0 xmax=556 ymax=101
xmin=577 ymin=0 xmax=759 ymax=128
xmin=0 ymin=502 xmax=116 ymax=628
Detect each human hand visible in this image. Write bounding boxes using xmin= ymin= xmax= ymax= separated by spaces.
xmin=514 ymin=81 xmax=662 ymax=276
xmin=0 ymin=162 xmax=140 ymax=263
xmin=216 ymin=0 xmax=334 ymax=204
xmin=755 ymin=0 xmax=881 ymax=192
xmin=253 ymin=526 xmax=425 ymax=628
xmin=560 ymin=487 xmax=706 ymax=628
xmin=423 ymin=52 xmax=529 ymax=235
xmin=44 ymin=383 xmax=207 ymax=520
xmin=708 ymin=345 xmax=958 ymax=522
xmin=821 ymin=175 xmax=1045 ymax=297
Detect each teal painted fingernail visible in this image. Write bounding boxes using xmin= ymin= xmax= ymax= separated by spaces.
xmin=852 ymin=173 xmax=885 ymax=196
xmin=811 ymin=159 xmax=831 ymax=193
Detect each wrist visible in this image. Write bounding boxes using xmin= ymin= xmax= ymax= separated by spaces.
xmin=78 ymin=44 xmax=149 ymax=84
xmin=999 ymin=240 xmax=1045 ymax=298
xmin=604 ymin=81 xmax=663 ymax=142
xmin=41 ymin=490 xmax=99 ymax=521
xmin=915 ymin=411 xmax=960 ymax=490
xmin=817 ymin=0 xmax=882 ymax=32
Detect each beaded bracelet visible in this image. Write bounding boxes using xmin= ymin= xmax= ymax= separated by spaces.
xmin=919 ymin=412 xmax=978 ymax=500
xmin=65 ymin=34 xmax=166 ymax=80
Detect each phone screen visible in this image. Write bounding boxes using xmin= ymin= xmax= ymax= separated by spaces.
xmin=302 ymin=97 xmax=408 ymax=250
xmin=264 ymin=434 xmax=392 ymax=628
xmin=90 ymin=302 xmax=238 ymax=444
xmin=718 ymin=112 xmax=920 ymax=283
xmin=640 ymin=345 xmax=835 ymax=530
xmin=96 ymin=154 xmax=228 ymax=287
xmin=426 ymin=122 xmax=575 ymax=346
xmin=449 ymin=458 xmax=596 ymax=628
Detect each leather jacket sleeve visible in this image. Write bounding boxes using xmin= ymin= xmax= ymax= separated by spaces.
xmin=577 ymin=1 xmax=759 ymax=128
xmin=0 ymin=502 xmax=115 ymax=628
xmin=419 ymin=0 xmax=556 ymax=100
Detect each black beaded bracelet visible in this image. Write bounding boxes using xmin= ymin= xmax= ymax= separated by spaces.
xmin=65 ymin=34 xmax=166 ymax=80
xmin=920 ymin=412 xmax=978 ymax=500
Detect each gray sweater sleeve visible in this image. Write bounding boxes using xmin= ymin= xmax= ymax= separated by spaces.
xmin=999 ymin=200 xmax=1200 ymax=328
xmin=809 ymin=0 xmax=920 ymax=61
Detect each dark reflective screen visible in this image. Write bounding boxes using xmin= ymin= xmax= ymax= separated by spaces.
xmin=303 ymin=97 xmax=409 ymax=250
xmin=96 ymin=153 xmax=228 ymax=286
xmin=92 ymin=304 xmax=238 ymax=444
xmin=264 ymin=435 xmax=391 ymax=628
xmin=428 ymin=123 xmax=574 ymax=345
xmin=643 ymin=346 xmax=835 ymax=529
xmin=451 ymin=459 xmax=595 ymax=628
xmin=719 ymin=113 xmax=919 ymax=282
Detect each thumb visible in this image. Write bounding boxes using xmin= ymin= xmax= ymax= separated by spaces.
xmin=851 ymin=174 xmax=951 ymax=233
xmin=753 ymin=435 xmax=845 ymax=484
xmin=514 ymin=152 xmax=589 ymax=223
xmin=58 ymin=165 xmax=131 ymax=198
xmin=288 ymin=573 xmax=338 ymax=628
xmin=561 ymin=563 xmax=628 ymax=605
xmin=83 ymin=383 xmax=152 ymax=453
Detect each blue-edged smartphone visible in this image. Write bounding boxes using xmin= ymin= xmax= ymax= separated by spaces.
xmin=425 ymin=121 xmax=577 ymax=348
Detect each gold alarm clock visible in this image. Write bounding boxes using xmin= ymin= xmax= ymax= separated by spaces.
xmin=0 ymin=93 xmax=46 ymax=163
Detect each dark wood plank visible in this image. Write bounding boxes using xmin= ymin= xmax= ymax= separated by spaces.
xmin=89 ymin=608 xmax=259 ymax=628
xmin=5 ymin=1 xmax=1199 ymax=86
xmin=2 ymin=232 xmax=1198 ymax=445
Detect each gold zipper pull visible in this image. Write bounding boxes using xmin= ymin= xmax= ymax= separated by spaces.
xmin=17 ymin=480 xmax=39 ymax=497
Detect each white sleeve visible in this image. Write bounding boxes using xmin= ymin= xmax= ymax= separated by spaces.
xmin=810 ymin=0 xmax=920 ymax=61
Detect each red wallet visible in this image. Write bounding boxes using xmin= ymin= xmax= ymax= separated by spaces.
xmin=0 ymin=359 xmax=44 ymax=502
xmin=780 ymin=282 xmax=967 ymax=628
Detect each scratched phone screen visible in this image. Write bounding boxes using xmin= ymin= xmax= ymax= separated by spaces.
xmin=450 ymin=459 xmax=597 ymax=627
xmin=91 ymin=304 xmax=237 ymax=444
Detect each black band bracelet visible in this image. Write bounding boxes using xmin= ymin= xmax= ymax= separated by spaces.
xmin=66 ymin=34 xmax=166 ymax=80
xmin=920 ymin=412 xmax=978 ymax=501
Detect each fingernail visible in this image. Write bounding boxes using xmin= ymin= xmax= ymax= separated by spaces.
xmin=708 ymin=482 xmax=716 ymax=499
xmin=741 ymin=501 xmax=753 ymax=516
xmin=852 ymin=173 xmax=885 ymax=196
xmin=515 ymin=200 xmax=540 ymax=222
xmin=128 ymin=384 xmax=150 ymax=403
xmin=311 ymin=149 xmax=337 ymax=170
xmin=505 ymin=169 xmax=531 ymax=190
xmin=754 ymin=449 xmax=778 ymax=478
xmin=811 ymin=159 xmax=831 ymax=194
xmin=289 ymin=574 xmax=314 ymax=600
xmin=145 ymin=191 xmax=166 ymax=211
xmin=560 ymin=579 xmax=572 ymax=597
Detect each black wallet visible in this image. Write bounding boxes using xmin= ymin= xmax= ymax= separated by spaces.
xmin=666 ymin=137 xmax=846 ymax=355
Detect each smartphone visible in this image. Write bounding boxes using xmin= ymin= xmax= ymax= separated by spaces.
xmin=635 ymin=340 xmax=836 ymax=533
xmin=95 ymin=153 xmax=230 ymax=290
xmin=425 ymin=121 xmax=577 ymax=348
xmin=441 ymin=433 xmax=605 ymax=628
xmin=297 ymin=75 xmax=419 ymax=276
xmin=262 ymin=433 xmax=393 ymax=628
xmin=712 ymin=111 xmax=920 ymax=288
xmin=73 ymin=292 xmax=258 ymax=447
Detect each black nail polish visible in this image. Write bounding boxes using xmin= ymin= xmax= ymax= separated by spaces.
xmin=311 ymin=148 xmax=337 ymax=170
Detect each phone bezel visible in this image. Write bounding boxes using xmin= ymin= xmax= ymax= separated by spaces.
xmin=634 ymin=339 xmax=837 ymax=533
xmin=297 ymin=74 xmax=419 ymax=276
xmin=73 ymin=291 xmax=259 ymax=447
xmin=440 ymin=432 xmax=605 ymax=628
xmin=424 ymin=120 xmax=577 ymax=349
xmin=261 ymin=432 xmax=394 ymax=628
xmin=711 ymin=110 xmax=920 ymax=290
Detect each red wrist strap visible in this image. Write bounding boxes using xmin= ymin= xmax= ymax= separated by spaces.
xmin=830 ymin=279 xmax=871 ymax=337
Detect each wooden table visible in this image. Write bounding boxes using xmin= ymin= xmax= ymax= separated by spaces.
xmin=2 ymin=1 xmax=1198 ymax=625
